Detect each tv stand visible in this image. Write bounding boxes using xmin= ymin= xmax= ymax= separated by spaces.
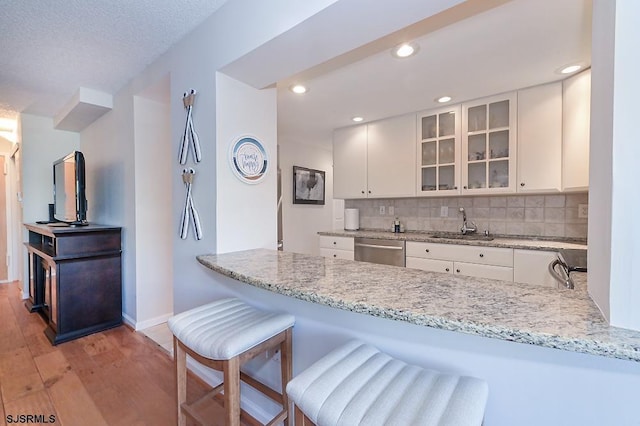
xmin=23 ymin=223 xmax=122 ymax=345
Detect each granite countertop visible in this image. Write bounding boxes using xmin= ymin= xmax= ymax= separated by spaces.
xmin=318 ymin=230 xmax=588 ymax=251
xmin=197 ymin=249 xmax=640 ymax=362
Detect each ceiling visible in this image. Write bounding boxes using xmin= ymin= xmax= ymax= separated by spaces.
xmin=0 ymin=0 xmax=591 ymax=150
xmin=276 ymin=0 xmax=592 ymax=147
xmin=0 ymin=0 xmax=229 ymax=122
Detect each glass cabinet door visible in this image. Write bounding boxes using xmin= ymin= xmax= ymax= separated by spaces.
xmin=418 ymin=106 xmax=460 ymax=195
xmin=462 ymin=94 xmax=515 ymax=193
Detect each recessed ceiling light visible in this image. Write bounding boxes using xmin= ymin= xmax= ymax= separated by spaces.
xmin=392 ymin=42 xmax=419 ymax=59
xmin=290 ymin=84 xmax=308 ymax=94
xmin=352 ymin=116 xmax=364 ymax=122
xmin=559 ymin=64 xmax=582 ymax=74
xmin=436 ymin=96 xmax=452 ymax=103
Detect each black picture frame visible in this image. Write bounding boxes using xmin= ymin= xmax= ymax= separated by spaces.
xmin=293 ymin=166 xmax=325 ymax=205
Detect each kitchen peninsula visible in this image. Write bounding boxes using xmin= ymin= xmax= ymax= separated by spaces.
xmin=196 ymin=249 xmax=640 ymax=425
xmin=197 ymin=248 xmax=638 ymax=361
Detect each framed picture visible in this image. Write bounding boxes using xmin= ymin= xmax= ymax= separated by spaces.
xmin=293 ymin=166 xmax=325 ymax=205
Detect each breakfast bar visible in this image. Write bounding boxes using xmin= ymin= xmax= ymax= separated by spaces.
xmin=197 ymin=248 xmax=638 ymax=361
xmin=196 ymin=248 xmax=640 ymax=426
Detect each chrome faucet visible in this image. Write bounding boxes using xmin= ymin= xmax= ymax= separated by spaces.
xmin=459 ymin=207 xmax=478 ymax=235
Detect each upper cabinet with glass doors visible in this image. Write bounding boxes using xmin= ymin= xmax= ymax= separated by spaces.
xmin=461 ymin=93 xmax=516 ymax=194
xmin=417 ymin=105 xmax=461 ymax=196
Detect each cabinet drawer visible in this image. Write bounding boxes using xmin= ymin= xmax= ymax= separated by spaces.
xmin=406 ymin=241 xmax=447 ymax=259
xmin=406 ymin=257 xmax=453 ymax=274
xmin=452 ymin=245 xmax=513 ymax=267
xmin=319 ymin=236 xmax=354 ymax=251
xmin=454 ymin=262 xmax=513 ymax=281
xmin=406 ymin=241 xmax=513 ymax=267
xmin=320 ymin=248 xmax=354 ymax=261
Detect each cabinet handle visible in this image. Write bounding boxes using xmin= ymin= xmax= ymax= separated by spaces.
xmin=479 ymin=253 xmax=484 ymax=258
xmin=368 ymin=190 xmax=371 ymax=194
xmin=361 ymin=190 xmax=365 ymax=194
xmin=425 ymin=249 xmax=430 ymax=253
xmin=463 ymin=186 xmax=467 ymax=189
xmin=333 ymin=254 xmax=337 ymax=258
xmin=456 ymin=269 xmax=461 ymax=273
xmin=333 ymin=241 xmax=336 ymax=245
xmin=520 ymin=182 xmax=525 ymax=187
xmin=454 ymin=186 xmax=457 ymax=190
xmin=445 ymin=268 xmax=450 ymax=272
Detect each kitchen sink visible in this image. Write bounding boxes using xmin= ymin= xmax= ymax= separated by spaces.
xmin=428 ymin=233 xmax=494 ymax=241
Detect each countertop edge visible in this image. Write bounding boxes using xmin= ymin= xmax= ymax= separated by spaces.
xmin=197 ymin=254 xmax=639 ymax=363
xmin=318 ymin=230 xmax=587 ymax=251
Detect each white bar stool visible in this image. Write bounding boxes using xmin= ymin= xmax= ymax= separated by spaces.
xmin=286 ymin=340 xmax=488 ymax=426
xmin=168 ymin=298 xmax=295 ymax=426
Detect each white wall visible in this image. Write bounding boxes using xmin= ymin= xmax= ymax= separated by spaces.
xmin=133 ymin=90 xmax=173 ymax=328
xmin=0 ymin=140 xmax=22 ymax=283
xmin=589 ymin=0 xmax=640 ymax=330
xmin=75 ymin=0 xmax=476 ymax=321
xmin=589 ymin=0 xmax=615 ymax=325
xmin=20 ymin=115 xmax=80 ymax=294
xmin=210 ymin=272 xmax=640 ymax=426
xmin=280 ymin=141 xmax=333 ymax=255
xmin=77 ymin=0 xmax=341 ymax=317
xmin=20 ymin=115 xmax=80 ymax=223
xmin=608 ymin=0 xmax=640 ymax=329
xmin=81 ymin=93 xmax=135 ymax=319
xmin=215 ymin=72 xmax=277 ymax=254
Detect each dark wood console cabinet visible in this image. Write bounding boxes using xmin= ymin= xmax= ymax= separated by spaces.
xmin=24 ymin=223 xmax=122 ymax=345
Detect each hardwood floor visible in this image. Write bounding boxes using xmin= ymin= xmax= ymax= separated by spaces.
xmin=0 ymin=282 xmax=232 ymax=426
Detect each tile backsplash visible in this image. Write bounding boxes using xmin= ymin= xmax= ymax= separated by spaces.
xmin=345 ymin=193 xmax=588 ymax=239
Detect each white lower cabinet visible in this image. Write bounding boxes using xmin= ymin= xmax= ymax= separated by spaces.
xmin=406 ymin=257 xmax=453 ymax=274
xmin=513 ymin=249 xmax=557 ymax=287
xmin=453 ymin=262 xmax=513 ymax=281
xmin=319 ymin=236 xmax=354 ymax=260
xmin=320 ymin=248 xmax=354 ymax=260
xmin=406 ymin=241 xmax=514 ymax=281
xmin=322 ymin=237 xmax=558 ymax=285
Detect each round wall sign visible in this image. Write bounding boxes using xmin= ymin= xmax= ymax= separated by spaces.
xmin=229 ymin=136 xmax=268 ymax=184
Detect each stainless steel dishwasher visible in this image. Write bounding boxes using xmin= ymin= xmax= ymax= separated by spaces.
xmin=354 ymin=238 xmax=405 ymax=267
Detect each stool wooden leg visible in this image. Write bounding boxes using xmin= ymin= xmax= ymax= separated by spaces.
xmin=294 ymin=405 xmax=314 ymax=426
xmin=281 ymin=328 xmax=293 ymax=425
xmin=174 ymin=337 xmax=187 ymax=426
xmin=223 ymin=356 xmax=241 ymax=426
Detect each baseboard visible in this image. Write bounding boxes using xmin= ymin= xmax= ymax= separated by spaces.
xmin=134 ymin=312 xmax=174 ymax=331
xmin=122 ymin=313 xmax=136 ymax=329
xmin=186 ymin=359 xmax=276 ymax=424
xmin=121 ymin=312 xmax=174 ymax=331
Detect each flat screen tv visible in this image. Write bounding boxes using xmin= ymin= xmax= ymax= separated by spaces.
xmin=53 ymin=151 xmax=88 ymax=225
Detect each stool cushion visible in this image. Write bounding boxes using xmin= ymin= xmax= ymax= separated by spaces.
xmin=287 ymin=340 xmax=488 ymax=426
xmin=168 ymin=298 xmax=295 ymax=360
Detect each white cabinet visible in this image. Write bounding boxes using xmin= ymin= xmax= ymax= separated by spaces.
xmin=461 ymin=93 xmax=517 ymax=194
xmin=367 ymin=114 xmax=416 ymax=198
xmin=517 ymin=82 xmax=563 ymax=193
xmin=333 ymin=114 xmax=416 ymax=199
xmin=406 ymin=241 xmax=513 ymax=281
xmin=417 ymin=105 xmax=461 ymax=196
xmin=333 ymin=125 xmax=368 ymax=199
xmin=319 ymin=236 xmax=354 ymax=260
xmin=562 ymin=69 xmax=591 ymax=192
xmin=453 ymin=262 xmax=513 ymax=281
xmin=406 ymin=257 xmax=453 ymax=274
xmin=513 ymin=249 xmax=557 ymax=287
